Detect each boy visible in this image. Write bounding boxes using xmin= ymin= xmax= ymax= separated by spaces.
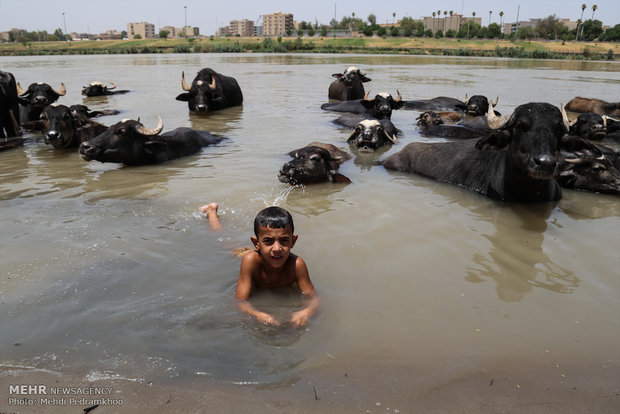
xmin=200 ymin=203 xmax=319 ymax=327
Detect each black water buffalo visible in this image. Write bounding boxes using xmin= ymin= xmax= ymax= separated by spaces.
xmin=383 ymin=102 xmax=570 ymax=203
xmin=333 ymin=113 xmax=399 ymax=137
xmin=558 ymin=136 xmax=620 ymax=195
xmin=416 ymin=110 xmax=491 ymax=139
xmin=565 ymin=97 xmax=620 ymax=117
xmin=405 ymin=95 xmax=499 ymax=117
xmin=328 ymin=66 xmax=371 ymax=101
xmin=17 ymin=81 xmax=66 ymax=123
xmin=278 ymin=142 xmax=351 ymax=185
xmin=79 ymin=116 xmax=226 ymax=165
xmin=34 ymin=104 xmax=109 ymax=149
xmin=0 ymin=70 xmax=21 ymax=138
xmin=347 ymin=119 xmax=398 ymax=152
xmin=68 ymin=104 xmax=120 ymax=119
xmin=175 ymin=68 xmax=243 ymax=113
xmin=566 ymin=112 xmax=607 ymax=140
xmin=321 ymin=92 xmax=405 ymax=119
xmin=81 ymin=81 xmax=130 ymax=97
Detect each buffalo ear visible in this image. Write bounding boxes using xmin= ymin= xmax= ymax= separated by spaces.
xmin=360 ymin=99 xmax=374 ymax=109
xmin=475 ymin=131 xmax=511 ymax=150
xmin=144 ymin=141 xmax=168 ymax=154
xmin=392 ymin=100 xmax=405 ymax=110
xmin=560 ymin=136 xmax=602 ymax=158
xmin=332 ymin=73 xmax=343 ymax=79
xmin=361 ymin=75 xmax=372 ymax=83
xmin=175 ymin=93 xmax=190 ymax=102
xmin=328 ymin=171 xmax=351 ymax=184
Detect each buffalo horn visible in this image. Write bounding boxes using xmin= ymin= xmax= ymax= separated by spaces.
xmin=181 ymin=71 xmax=191 ymax=91
xmin=52 ymin=83 xmax=67 ymax=96
xmin=108 ymin=82 xmax=117 ymax=90
xmin=347 ymin=126 xmax=362 ymax=142
xmin=487 ymin=103 xmax=510 ymax=129
xmin=363 ymin=91 xmax=371 ymax=100
xmin=383 ymin=129 xmax=398 ymax=143
xmin=560 ymin=104 xmax=573 ymax=132
xmin=395 ymin=90 xmax=402 ymax=102
xmin=563 ymin=158 xmax=583 ymax=164
xmin=136 ymin=115 xmax=164 ymax=136
xmin=16 ymin=82 xmax=27 ymax=96
xmin=209 ymin=75 xmax=216 ymax=90
xmin=491 ymin=96 xmax=499 ymax=107
xmin=464 ymin=94 xmax=469 ymax=105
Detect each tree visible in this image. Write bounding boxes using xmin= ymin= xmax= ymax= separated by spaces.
xmin=581 ymin=19 xmax=603 ymax=40
xmin=489 ymin=10 xmax=493 ymax=26
xmin=487 ymin=23 xmax=501 ymax=38
xmin=390 ymin=26 xmax=399 ymax=37
xmin=536 ymin=15 xmax=567 ymax=40
xmin=435 ymin=29 xmax=444 ymax=38
xmin=517 ymin=26 xmax=535 ymax=40
xmin=499 ymin=11 xmax=504 ymax=39
xmin=367 ymin=14 xmax=377 ymax=26
xmin=393 ymin=12 xmax=396 ymax=24
xmin=307 ymin=27 xmax=316 ymax=37
xmin=133 ymin=34 xmax=142 ymax=39
xmin=432 ymin=12 xmax=436 ymax=34
xmin=577 ymin=4 xmax=586 ymax=40
xmin=599 ymin=24 xmax=620 ymax=41
xmin=159 ymin=30 xmax=170 ymax=39
xmin=443 ymin=11 xmax=447 ymax=33
xmin=591 ymin=4 xmax=598 ymax=20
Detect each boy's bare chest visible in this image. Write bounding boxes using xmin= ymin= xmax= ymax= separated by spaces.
xmin=254 ymin=267 xmax=295 ymax=289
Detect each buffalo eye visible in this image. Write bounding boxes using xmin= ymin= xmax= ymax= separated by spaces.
xmin=39 ymin=113 xmax=47 ymax=120
xmin=116 ymin=126 xmax=127 ymax=135
xmin=309 ymin=154 xmax=322 ymax=163
xmin=63 ymin=113 xmax=71 ymax=120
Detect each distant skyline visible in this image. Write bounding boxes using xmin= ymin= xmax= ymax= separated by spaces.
xmin=2 ymin=0 xmax=618 ymax=36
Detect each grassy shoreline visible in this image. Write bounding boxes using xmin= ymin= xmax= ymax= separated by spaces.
xmin=1 ymin=37 xmax=618 ymax=60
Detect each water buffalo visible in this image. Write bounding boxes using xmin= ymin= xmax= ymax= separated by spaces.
xmin=328 ymin=66 xmax=371 ymax=101
xmin=383 ymin=102 xmax=570 ymax=203
xmin=0 ymin=70 xmax=21 ymax=139
xmin=17 ymin=81 xmax=66 ymax=123
xmin=565 ymin=97 xmax=620 ymax=117
xmin=278 ymin=142 xmax=351 ymax=185
xmin=416 ymin=110 xmax=491 ymax=139
xmin=79 ymin=116 xmax=226 ymax=165
xmin=566 ymin=112 xmax=607 ymax=140
xmin=68 ymin=104 xmax=120 ymax=119
xmin=558 ymin=136 xmax=620 ymax=195
xmin=347 ymin=119 xmax=397 ymax=152
xmin=405 ymin=95 xmax=499 ymax=116
xmin=36 ymin=104 xmax=109 ymax=149
xmin=321 ymin=91 xmax=404 ymax=118
xmin=416 ymin=111 xmax=463 ymax=126
xmin=81 ymin=81 xmax=130 ymax=97
xmin=175 ymin=68 xmax=243 ymax=113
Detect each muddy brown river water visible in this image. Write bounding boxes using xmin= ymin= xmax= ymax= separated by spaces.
xmin=1 ymin=53 xmax=619 ymax=412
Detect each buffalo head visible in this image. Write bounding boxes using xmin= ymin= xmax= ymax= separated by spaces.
xmin=332 ymin=66 xmax=371 ymax=87
xmin=361 ymin=91 xmax=404 ymax=119
xmin=79 ymin=116 xmax=164 ymax=164
xmin=278 ymin=144 xmax=351 ymax=185
xmin=347 ymin=119 xmax=397 ymax=152
xmin=17 ymin=82 xmax=66 ymax=108
xmin=82 ymin=81 xmax=117 ymax=97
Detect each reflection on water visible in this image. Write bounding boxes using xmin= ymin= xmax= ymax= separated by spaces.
xmin=465 ymin=203 xmax=580 ymax=302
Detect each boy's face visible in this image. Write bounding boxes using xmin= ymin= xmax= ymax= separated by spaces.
xmin=251 ymin=225 xmax=297 ymax=270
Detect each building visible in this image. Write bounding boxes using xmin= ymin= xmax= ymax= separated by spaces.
xmin=263 ymin=12 xmax=294 ymax=36
xmin=126 ymin=22 xmax=156 ymax=39
xmin=229 ymin=19 xmax=255 ymax=37
xmin=423 ymin=14 xmax=480 ymax=35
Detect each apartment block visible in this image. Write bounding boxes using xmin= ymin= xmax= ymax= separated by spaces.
xmin=263 ymin=12 xmax=294 ymax=36
xmin=126 ymin=22 xmax=156 ymax=39
xmin=229 ymin=19 xmax=255 ymax=37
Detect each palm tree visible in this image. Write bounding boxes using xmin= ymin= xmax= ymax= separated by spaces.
xmin=489 ymin=10 xmax=493 ymax=26
xmin=432 ymin=11 xmax=436 ymax=34
xmin=499 ymin=11 xmax=504 ymax=39
xmin=591 ymin=4 xmax=598 ymax=20
xmin=443 ymin=11 xmax=448 ymax=33
xmin=577 ymin=4 xmax=586 ymax=40
xmin=449 ymin=10 xmax=454 ymax=33
xmin=468 ymin=11 xmax=476 ymax=38
xmin=393 ymin=12 xmax=396 ymax=24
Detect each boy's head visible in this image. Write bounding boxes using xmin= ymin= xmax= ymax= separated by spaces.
xmin=253 ymin=206 xmax=294 ymax=237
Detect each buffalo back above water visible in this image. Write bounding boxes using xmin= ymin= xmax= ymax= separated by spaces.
xmin=79 ymin=117 xmax=226 ymax=165
xmin=0 ymin=70 xmax=20 ymax=138
xmin=175 ymin=68 xmax=243 ymax=113
xmin=383 ymin=102 xmax=569 ymax=202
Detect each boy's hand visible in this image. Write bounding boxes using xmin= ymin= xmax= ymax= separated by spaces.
xmin=256 ymin=312 xmax=280 ymax=326
xmin=290 ymin=310 xmax=310 ymax=327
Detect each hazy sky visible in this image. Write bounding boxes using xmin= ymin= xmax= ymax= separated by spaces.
xmin=1 ymin=0 xmax=618 ymax=35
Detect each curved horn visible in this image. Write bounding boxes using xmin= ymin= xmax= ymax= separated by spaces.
xmin=136 ymin=115 xmax=164 ymax=136
xmin=363 ymin=91 xmax=371 ymax=100
xmin=181 ymin=71 xmax=191 ymax=91
xmin=52 ymin=83 xmax=66 ymax=96
xmin=560 ymin=104 xmax=571 ymax=132
xmin=16 ymin=82 xmax=27 ymax=96
xmin=108 ymin=82 xmax=117 ymax=90
xmin=394 ymin=90 xmax=402 ymax=102
xmin=491 ymin=96 xmax=499 ymax=107
xmin=383 ymin=129 xmax=398 ymax=144
xmin=487 ymin=103 xmax=510 ymax=129
xmin=209 ymin=75 xmax=216 ymax=90
xmin=464 ymin=94 xmax=469 ymax=104
xmin=347 ymin=125 xmax=363 ymax=142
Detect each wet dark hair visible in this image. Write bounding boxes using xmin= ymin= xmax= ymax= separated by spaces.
xmin=253 ymin=206 xmax=294 ymax=236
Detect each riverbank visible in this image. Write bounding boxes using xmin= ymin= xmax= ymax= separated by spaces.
xmin=1 ymin=36 xmax=618 ymax=60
